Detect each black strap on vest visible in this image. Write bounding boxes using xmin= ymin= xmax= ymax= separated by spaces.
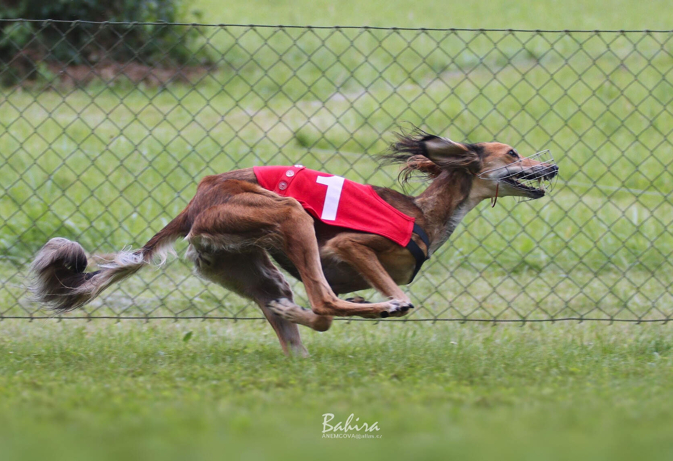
xmin=405 ymin=223 xmax=430 ymax=283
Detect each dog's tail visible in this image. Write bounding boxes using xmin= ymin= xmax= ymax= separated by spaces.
xmin=29 ymin=211 xmax=190 ymax=313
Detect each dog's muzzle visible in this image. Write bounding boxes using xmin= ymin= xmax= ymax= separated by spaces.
xmin=479 ymin=150 xmax=559 ymax=200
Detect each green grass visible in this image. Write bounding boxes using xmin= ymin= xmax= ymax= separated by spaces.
xmin=2 ymin=321 xmax=673 ymax=461
xmin=191 ymin=0 xmax=673 ymax=30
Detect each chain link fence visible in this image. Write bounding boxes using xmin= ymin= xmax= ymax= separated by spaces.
xmin=1 ymin=20 xmax=672 ymax=322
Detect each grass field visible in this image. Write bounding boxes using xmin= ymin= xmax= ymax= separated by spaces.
xmin=2 ymin=321 xmax=673 ymax=461
xmin=192 ymin=0 xmax=673 ymax=30
xmin=1 ymin=1 xmax=673 ymax=459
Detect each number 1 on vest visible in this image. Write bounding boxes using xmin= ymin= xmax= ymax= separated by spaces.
xmin=316 ymin=175 xmax=345 ymax=221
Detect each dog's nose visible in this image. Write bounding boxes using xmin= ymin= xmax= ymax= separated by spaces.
xmin=543 ymin=164 xmax=559 ymax=180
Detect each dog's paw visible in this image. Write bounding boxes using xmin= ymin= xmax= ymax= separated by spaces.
xmin=380 ymin=300 xmax=414 ymax=318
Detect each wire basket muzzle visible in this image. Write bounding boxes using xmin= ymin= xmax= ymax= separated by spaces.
xmin=478 ymin=150 xmax=558 ymax=201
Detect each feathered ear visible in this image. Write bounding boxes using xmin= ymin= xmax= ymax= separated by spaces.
xmin=392 ymin=154 xmax=442 ymax=184
xmin=385 ymin=128 xmax=482 ymax=178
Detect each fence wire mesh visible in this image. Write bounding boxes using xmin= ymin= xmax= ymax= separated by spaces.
xmin=1 ymin=20 xmax=673 ymax=322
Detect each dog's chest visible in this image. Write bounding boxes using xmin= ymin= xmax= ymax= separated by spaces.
xmin=429 ymin=197 xmax=480 ymax=255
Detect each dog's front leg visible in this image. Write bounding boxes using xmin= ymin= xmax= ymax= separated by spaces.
xmin=276 ymin=203 xmax=410 ymax=319
xmin=326 ymin=236 xmax=414 ymax=317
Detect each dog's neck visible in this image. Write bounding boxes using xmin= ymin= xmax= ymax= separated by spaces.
xmin=414 ymin=170 xmax=482 ymax=256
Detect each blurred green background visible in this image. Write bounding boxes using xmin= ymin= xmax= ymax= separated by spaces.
xmin=2 ymin=11 xmax=673 ymax=322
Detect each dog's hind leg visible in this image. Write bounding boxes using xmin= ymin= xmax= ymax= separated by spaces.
xmin=266 ymin=298 xmax=333 ymax=332
xmin=188 ymin=246 xmax=329 ymax=356
xmin=187 ymin=191 xmax=411 ymax=319
xmin=187 ymin=187 xmax=410 ymax=318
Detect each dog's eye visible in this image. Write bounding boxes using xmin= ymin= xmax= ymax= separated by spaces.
xmin=508 ymin=149 xmax=519 ymax=158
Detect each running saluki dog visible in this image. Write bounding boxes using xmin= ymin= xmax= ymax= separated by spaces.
xmin=29 ymin=130 xmax=558 ymax=356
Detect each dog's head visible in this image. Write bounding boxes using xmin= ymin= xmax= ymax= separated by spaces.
xmin=473 ymin=143 xmax=558 ymax=200
xmin=387 ymin=130 xmax=558 ymax=201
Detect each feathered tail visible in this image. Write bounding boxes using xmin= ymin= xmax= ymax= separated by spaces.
xmin=29 ymin=212 xmax=189 ymax=313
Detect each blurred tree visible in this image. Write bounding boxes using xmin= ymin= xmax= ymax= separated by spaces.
xmin=0 ymin=0 xmax=209 ymax=85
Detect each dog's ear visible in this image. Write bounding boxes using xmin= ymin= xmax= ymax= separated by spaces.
xmin=423 ymin=136 xmax=482 ymax=174
xmin=390 ymin=131 xmax=482 ymax=174
xmin=423 ymin=135 xmax=470 ymax=158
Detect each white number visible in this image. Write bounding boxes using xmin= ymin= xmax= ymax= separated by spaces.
xmin=316 ymin=175 xmax=345 ymax=221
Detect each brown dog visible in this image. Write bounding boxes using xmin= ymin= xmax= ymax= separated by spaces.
xmin=29 ymin=130 xmax=558 ymax=356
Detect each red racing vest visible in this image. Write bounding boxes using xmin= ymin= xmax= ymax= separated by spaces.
xmin=253 ymin=165 xmax=415 ymax=247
